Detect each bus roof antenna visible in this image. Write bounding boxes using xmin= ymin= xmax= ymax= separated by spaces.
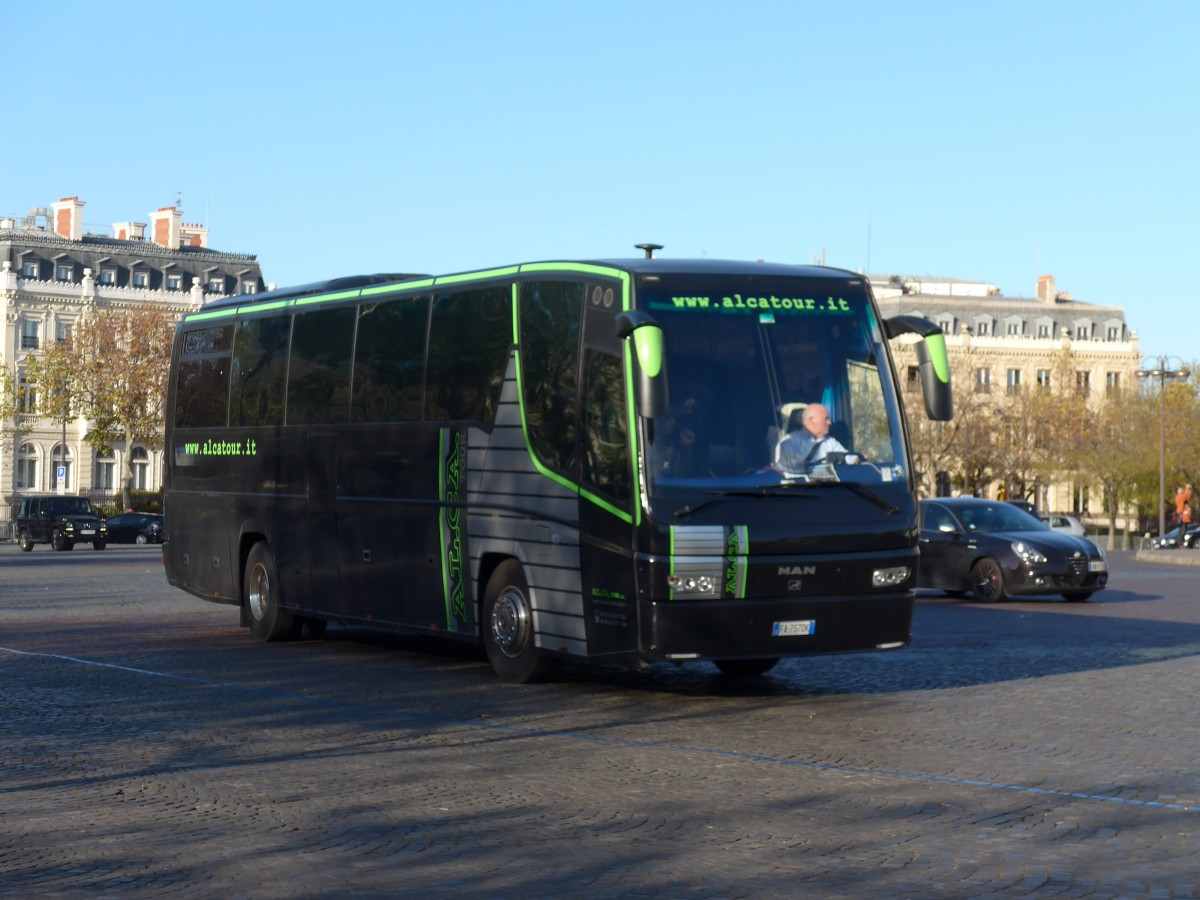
xmin=635 ymin=243 xmax=663 ymax=259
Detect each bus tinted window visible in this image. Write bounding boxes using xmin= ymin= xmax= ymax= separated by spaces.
xmin=230 ymin=315 xmax=289 ymax=427
xmin=520 ymin=281 xmax=583 ymax=472
xmin=426 ymin=286 xmax=511 ymax=424
xmin=174 ymin=324 xmax=234 ymax=428
xmin=288 ymin=306 xmax=355 ymax=425
xmin=352 ymin=295 xmax=428 ymax=423
xmin=581 ymin=349 xmax=629 ymax=502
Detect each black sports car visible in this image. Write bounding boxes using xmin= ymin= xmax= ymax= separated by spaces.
xmin=919 ymin=497 xmax=1108 ymax=602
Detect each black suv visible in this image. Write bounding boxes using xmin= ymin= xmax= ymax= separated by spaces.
xmin=16 ymin=495 xmax=108 ymax=551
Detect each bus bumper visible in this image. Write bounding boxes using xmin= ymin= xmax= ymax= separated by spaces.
xmin=642 ymin=592 xmax=914 ymax=660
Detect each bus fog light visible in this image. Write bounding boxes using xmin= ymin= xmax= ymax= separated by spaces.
xmin=872 ymin=566 xmax=910 ymax=587
xmin=667 ymin=573 xmax=718 ymax=594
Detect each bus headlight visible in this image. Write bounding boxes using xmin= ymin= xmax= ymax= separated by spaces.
xmin=872 ymin=566 xmax=910 ymax=588
xmin=667 ymin=574 xmax=718 ymax=594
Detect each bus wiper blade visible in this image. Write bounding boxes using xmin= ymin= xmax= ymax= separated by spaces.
xmin=673 ymin=488 xmax=815 ymax=519
xmin=790 ymin=480 xmax=900 ymax=515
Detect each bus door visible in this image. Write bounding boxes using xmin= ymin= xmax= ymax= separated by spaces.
xmin=306 ymin=433 xmax=341 ymax=610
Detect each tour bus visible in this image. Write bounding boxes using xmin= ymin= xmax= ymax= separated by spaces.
xmin=162 ymin=252 xmax=952 ymax=682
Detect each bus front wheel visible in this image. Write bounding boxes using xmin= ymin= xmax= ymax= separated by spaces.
xmin=483 ymin=560 xmax=555 ymax=684
xmin=245 ymin=542 xmax=294 ymax=641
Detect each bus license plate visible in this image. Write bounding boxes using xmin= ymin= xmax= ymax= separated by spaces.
xmin=773 ymin=620 xmax=815 ymax=637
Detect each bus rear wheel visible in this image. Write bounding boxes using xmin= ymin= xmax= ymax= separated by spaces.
xmin=245 ymin=542 xmax=294 ymax=641
xmin=483 ymin=560 xmax=556 ymax=684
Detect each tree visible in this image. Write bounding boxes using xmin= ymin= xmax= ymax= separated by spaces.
xmin=66 ymin=305 xmax=176 ymax=511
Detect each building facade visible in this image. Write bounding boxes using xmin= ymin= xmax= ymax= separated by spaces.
xmin=875 ymin=273 xmax=1141 ymax=515
xmin=1 ymin=196 xmax=265 ymax=523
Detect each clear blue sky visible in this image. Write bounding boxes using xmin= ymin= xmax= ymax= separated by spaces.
xmin=7 ymin=1 xmax=1198 ymax=359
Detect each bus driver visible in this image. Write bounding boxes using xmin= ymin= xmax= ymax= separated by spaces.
xmin=775 ymin=402 xmax=848 ymax=472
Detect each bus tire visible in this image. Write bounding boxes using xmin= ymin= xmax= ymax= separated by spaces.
xmin=714 ymin=657 xmax=780 ymax=677
xmin=245 ymin=542 xmax=294 ymax=642
xmin=483 ymin=560 xmax=555 ymax=684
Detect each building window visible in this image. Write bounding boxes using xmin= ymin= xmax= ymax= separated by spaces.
xmin=906 ymin=365 xmax=920 ymax=392
xmin=1075 ymin=324 xmax=1090 ymax=340
xmin=166 ymin=274 xmax=183 ymax=291
xmin=56 ymin=320 xmax=72 ymax=345
xmin=976 ymin=321 xmax=991 ymax=336
xmin=16 ymin=443 xmax=38 ymax=490
xmin=206 ymin=277 xmax=225 ymax=293
xmin=1037 ymin=323 xmax=1050 ymax=338
xmin=937 ymin=318 xmax=954 ymax=335
xmin=132 ymin=271 xmax=149 ymax=288
xmin=975 ymin=368 xmax=992 ymax=393
xmin=1077 ymin=370 xmax=1091 ymax=398
xmin=20 ymin=259 xmax=39 ymax=278
xmin=131 ymin=447 xmax=150 ymax=490
xmin=100 ymin=268 xmax=117 ymax=285
xmin=1106 ymin=325 xmax=1120 ymax=341
xmin=21 ymin=319 xmax=40 ymax=350
xmin=18 ymin=374 xmax=36 ymax=414
xmin=240 ymin=280 xmax=257 ymax=295
xmin=1006 ymin=369 xmax=1022 ymax=394
xmin=1036 ymin=369 xmax=1052 ymax=390
xmin=1007 ymin=322 xmax=1021 ymax=336
xmin=56 ymin=263 xmax=73 ymax=281
xmin=1106 ymin=371 xmax=1121 ymax=397
xmin=50 ymin=443 xmax=73 ymax=490
xmin=95 ymin=450 xmax=116 ymax=492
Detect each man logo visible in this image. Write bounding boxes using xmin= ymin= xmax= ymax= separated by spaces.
xmin=778 ymin=565 xmax=816 ymax=576
xmin=788 ymin=579 xmax=803 ymax=591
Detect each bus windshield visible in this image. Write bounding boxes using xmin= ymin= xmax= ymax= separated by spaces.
xmin=637 ymin=274 xmax=908 ymax=515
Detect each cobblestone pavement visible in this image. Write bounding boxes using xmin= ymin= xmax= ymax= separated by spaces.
xmin=1 ymin=546 xmax=1197 ymax=898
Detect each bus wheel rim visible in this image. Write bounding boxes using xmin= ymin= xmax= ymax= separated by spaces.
xmin=248 ymin=563 xmax=269 ymax=620
xmin=491 ymin=588 xmax=530 ymax=658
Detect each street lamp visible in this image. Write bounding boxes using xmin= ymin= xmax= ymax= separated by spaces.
xmin=1136 ymin=355 xmax=1190 ymax=542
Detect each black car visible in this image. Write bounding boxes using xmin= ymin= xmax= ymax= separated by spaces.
xmin=104 ymin=512 xmax=165 ymax=544
xmin=1150 ymin=523 xmax=1200 ymax=549
xmin=919 ymin=497 xmax=1107 ymax=602
xmin=16 ymin=494 xmax=108 ymax=551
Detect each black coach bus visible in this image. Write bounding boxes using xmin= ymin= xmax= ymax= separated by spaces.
xmin=163 ymin=254 xmax=951 ymax=681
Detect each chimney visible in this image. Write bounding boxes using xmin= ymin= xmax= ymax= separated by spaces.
xmin=1036 ymin=274 xmax=1055 ymax=303
xmin=52 ymin=196 xmax=85 ymax=240
xmin=149 ymin=206 xmax=182 ymax=248
xmin=180 ymin=221 xmax=209 ymax=248
xmin=114 ymin=221 xmax=147 ymax=240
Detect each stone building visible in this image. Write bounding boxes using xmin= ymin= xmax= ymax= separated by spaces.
xmin=875 ymin=273 xmax=1140 ymax=515
xmin=1 ymin=196 xmax=265 ymax=524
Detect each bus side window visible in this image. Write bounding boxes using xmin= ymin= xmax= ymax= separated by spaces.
xmin=581 ymin=349 xmax=630 ymax=503
xmin=230 ymin=315 xmax=290 ymax=427
xmin=426 ymin=286 xmax=512 ymax=424
xmin=288 ymin=306 xmax=355 ymax=425
xmin=174 ymin=324 xmax=234 ymax=428
xmin=352 ymin=296 xmax=428 ymax=423
xmin=519 ymin=281 xmax=583 ymax=473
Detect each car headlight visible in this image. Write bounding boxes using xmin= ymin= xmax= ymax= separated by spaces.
xmin=1011 ymin=541 xmax=1048 ymax=565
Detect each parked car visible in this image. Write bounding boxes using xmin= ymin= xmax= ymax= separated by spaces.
xmin=103 ymin=512 xmax=165 ymax=544
xmin=1040 ymin=513 xmax=1087 ymax=537
xmin=919 ymin=497 xmax=1107 ymax=602
xmin=1150 ymin=523 xmax=1200 ymax=549
xmin=16 ymin=494 xmax=108 ymax=551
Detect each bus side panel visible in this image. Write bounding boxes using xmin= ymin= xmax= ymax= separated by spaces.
xmin=468 ymin=358 xmax=587 ymax=655
xmin=335 ymin=423 xmax=447 ymax=630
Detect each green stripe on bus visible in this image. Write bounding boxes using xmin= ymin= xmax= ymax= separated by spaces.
xmin=669 ymin=526 xmax=677 ymax=601
xmin=184 ymin=308 xmax=238 ymax=322
xmin=293 ymin=289 xmax=362 ymax=307
xmin=360 ymin=278 xmax=436 ymax=296
xmin=435 ymin=266 xmax=520 ymax=286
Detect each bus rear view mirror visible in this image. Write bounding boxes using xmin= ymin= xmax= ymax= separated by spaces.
xmin=616 ymin=311 xmax=669 ymax=419
xmin=884 ymin=314 xmax=953 ymax=421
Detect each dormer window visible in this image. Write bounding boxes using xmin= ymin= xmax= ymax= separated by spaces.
xmin=240 ymin=280 xmax=257 ymax=295
xmin=55 ymin=263 xmax=73 ymax=282
xmin=166 ymin=274 xmax=183 ymax=291
xmin=20 ymin=259 xmax=38 ymax=278
xmin=100 ymin=267 xmax=117 ymax=285
xmin=132 ymin=270 xmax=149 ymax=288
xmin=206 ymin=277 xmax=225 ymax=293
